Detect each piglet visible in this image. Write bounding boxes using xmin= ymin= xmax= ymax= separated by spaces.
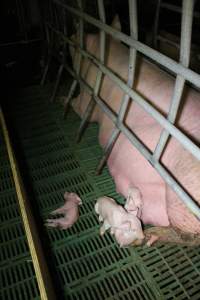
xmin=45 ymin=192 xmax=82 ymax=229
xmin=95 ymin=196 xmax=144 ymax=247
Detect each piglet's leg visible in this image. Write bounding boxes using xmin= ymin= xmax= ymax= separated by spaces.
xmin=45 ymin=217 xmax=72 ymax=230
xmin=100 ymin=220 xmax=110 ymax=236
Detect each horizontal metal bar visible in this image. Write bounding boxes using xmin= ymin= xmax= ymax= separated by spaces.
xmin=0 ymin=38 xmax=42 ymax=47
xmin=52 ymin=0 xmax=200 ymax=89
xmin=157 ymin=33 xmax=200 ymax=52
xmin=153 ymin=0 xmax=194 ymax=161
xmin=161 ymin=2 xmax=200 ymax=18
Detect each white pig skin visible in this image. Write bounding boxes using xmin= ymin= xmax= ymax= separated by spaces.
xmin=45 ymin=192 xmax=82 ymax=229
xmin=95 ymin=196 xmax=144 ymax=247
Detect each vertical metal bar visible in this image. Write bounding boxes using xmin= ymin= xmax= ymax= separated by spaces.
xmin=153 ymin=0 xmax=194 ymax=161
xmin=96 ymin=0 xmax=138 ymax=174
xmin=41 ymin=24 xmax=51 ymax=86
xmin=41 ymin=1 xmax=54 ymax=86
xmin=153 ymin=0 xmax=161 ymax=49
xmin=50 ymin=5 xmax=67 ymax=102
xmin=63 ymin=0 xmax=84 ymax=116
xmin=18 ymin=0 xmax=28 ymax=41
xmin=76 ymin=0 xmax=106 ymax=142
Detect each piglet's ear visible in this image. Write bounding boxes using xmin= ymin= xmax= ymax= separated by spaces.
xmin=75 ymin=195 xmax=82 ymax=205
xmin=63 ymin=192 xmax=70 ymax=200
xmin=121 ymin=221 xmax=131 ymax=231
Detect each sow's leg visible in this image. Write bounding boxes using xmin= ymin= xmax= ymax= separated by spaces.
xmin=143 ymin=226 xmax=200 ymax=247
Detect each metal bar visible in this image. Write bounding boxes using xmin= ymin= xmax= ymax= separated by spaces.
xmin=153 ymin=0 xmax=161 ymax=49
xmin=96 ymin=0 xmax=138 ymax=174
xmin=63 ymin=0 xmax=84 ymax=116
xmin=17 ymin=0 xmax=28 ymax=41
xmin=50 ymin=7 xmax=67 ymax=102
xmin=50 ymin=64 xmax=64 ymax=102
xmin=157 ymin=33 xmax=200 ymax=51
xmin=41 ymin=24 xmax=52 ymax=86
xmin=161 ymin=2 xmax=200 ymax=18
xmin=0 ymin=107 xmax=57 ymax=300
xmin=0 ymin=38 xmax=41 ymax=48
xmin=47 ymin=22 xmax=200 ymax=162
xmin=153 ymin=0 xmax=194 ymax=161
xmin=76 ymin=0 xmax=106 ymax=142
xmin=52 ymin=0 xmax=200 ymax=89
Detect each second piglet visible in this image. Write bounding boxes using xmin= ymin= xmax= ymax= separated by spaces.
xmin=46 ymin=192 xmax=82 ymax=229
xmin=95 ymin=196 xmax=144 ymax=247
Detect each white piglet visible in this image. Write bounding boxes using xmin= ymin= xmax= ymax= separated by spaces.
xmin=46 ymin=192 xmax=82 ymax=229
xmin=95 ymin=196 xmax=144 ymax=247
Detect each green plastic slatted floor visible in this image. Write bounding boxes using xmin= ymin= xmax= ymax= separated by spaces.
xmin=1 ymin=84 xmax=200 ymax=300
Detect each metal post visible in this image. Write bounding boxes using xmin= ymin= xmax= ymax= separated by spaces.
xmin=76 ymin=0 xmax=106 ymax=142
xmin=96 ymin=0 xmax=138 ymax=174
xmin=153 ymin=0 xmax=195 ymax=161
xmin=63 ymin=0 xmax=84 ymax=116
xmin=40 ymin=1 xmax=54 ymax=86
xmin=153 ymin=0 xmax=161 ymax=49
xmin=50 ymin=6 xmax=66 ymax=102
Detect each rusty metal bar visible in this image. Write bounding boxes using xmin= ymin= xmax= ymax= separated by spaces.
xmin=76 ymin=0 xmax=106 ymax=142
xmin=96 ymin=0 xmax=138 ymax=174
xmin=153 ymin=0 xmax=194 ymax=161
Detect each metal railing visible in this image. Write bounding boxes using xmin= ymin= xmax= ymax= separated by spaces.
xmin=42 ymin=0 xmax=200 ymax=219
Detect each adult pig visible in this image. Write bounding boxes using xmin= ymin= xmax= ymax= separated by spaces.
xmin=70 ymin=25 xmax=200 ymax=236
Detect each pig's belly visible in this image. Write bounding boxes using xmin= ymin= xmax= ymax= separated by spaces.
xmin=107 ymin=134 xmax=170 ymax=227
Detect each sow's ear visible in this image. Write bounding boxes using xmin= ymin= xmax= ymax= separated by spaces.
xmin=111 ymin=15 xmax=121 ymax=31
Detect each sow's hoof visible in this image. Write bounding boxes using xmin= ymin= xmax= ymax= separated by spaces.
xmin=142 ymin=226 xmax=200 ymax=247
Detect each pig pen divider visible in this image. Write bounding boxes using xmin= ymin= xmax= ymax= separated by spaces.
xmin=43 ymin=0 xmax=200 ymax=219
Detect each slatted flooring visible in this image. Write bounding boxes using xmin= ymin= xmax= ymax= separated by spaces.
xmin=0 ymin=84 xmax=200 ymax=299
